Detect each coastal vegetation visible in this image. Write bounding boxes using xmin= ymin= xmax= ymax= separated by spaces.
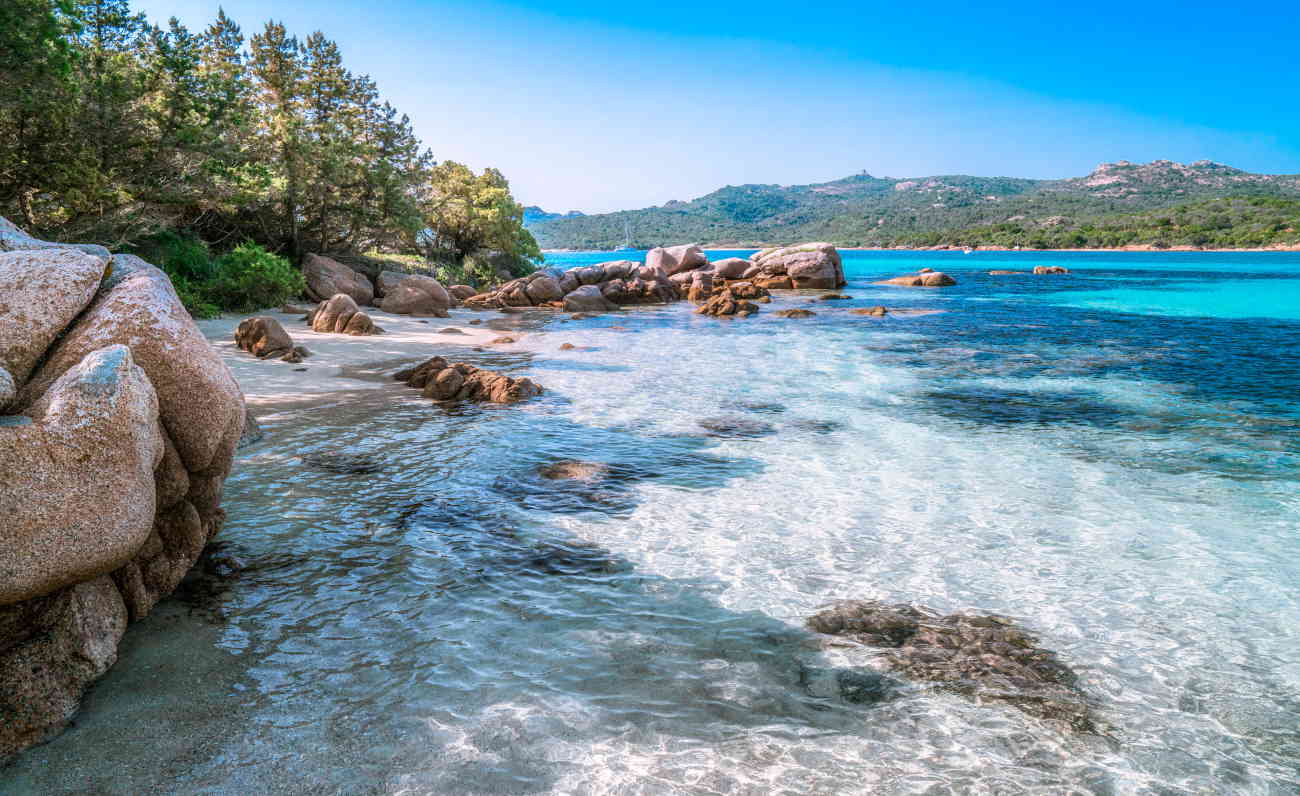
xmin=0 ymin=0 xmax=540 ymax=317
xmin=526 ymin=161 xmax=1300 ymax=250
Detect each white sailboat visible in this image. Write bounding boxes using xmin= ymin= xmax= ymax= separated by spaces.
xmin=614 ymin=218 xmax=634 ymax=251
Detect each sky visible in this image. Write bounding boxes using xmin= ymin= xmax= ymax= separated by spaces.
xmin=134 ymin=0 xmax=1300 ymax=213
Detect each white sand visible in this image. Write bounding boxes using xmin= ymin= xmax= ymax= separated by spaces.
xmin=197 ymin=307 xmax=532 ymax=408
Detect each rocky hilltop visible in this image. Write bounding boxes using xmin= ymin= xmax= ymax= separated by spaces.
xmin=526 ymin=160 xmax=1300 ymax=250
xmin=0 ymin=218 xmax=245 ymax=762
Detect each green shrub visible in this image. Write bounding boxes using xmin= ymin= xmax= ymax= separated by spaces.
xmin=170 ymin=274 xmax=223 ymax=319
xmin=129 ymin=230 xmax=217 ymax=282
xmin=207 ymin=242 xmax=305 ymax=313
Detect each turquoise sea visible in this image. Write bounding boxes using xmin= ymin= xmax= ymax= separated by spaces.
xmin=6 ymin=250 xmax=1299 ymax=794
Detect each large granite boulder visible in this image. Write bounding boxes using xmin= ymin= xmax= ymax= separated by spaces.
xmin=0 ymin=221 xmax=245 ymax=763
xmin=808 ymin=600 xmax=1098 ymax=732
xmin=449 ymin=284 xmax=477 ymax=301
xmin=0 ymin=216 xmax=111 ymax=260
xmin=302 ymin=253 xmax=375 ymax=305
xmin=378 ymin=273 xmax=452 ymax=317
xmin=564 ymin=284 xmax=618 ymax=312
xmin=646 ymin=244 xmax=707 ymax=276
xmin=749 ymin=243 xmax=845 ymax=289
xmin=0 ymin=249 xmax=108 ymax=387
xmin=18 ymin=254 xmax=244 ymax=481
xmin=307 ymin=294 xmax=379 ymax=335
xmin=1 ymin=345 xmax=163 ymax=606
xmin=525 ymin=275 xmax=563 ymax=304
xmin=876 ymin=271 xmax=956 ymax=287
xmin=395 ymin=356 xmax=543 ymax=404
xmin=375 ymin=270 xmax=407 ymax=299
xmin=712 ymin=257 xmax=751 ymax=280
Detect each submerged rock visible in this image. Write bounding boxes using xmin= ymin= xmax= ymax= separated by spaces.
xmin=876 ymin=271 xmax=957 ymax=287
xmin=818 ymin=293 xmax=852 ymax=301
xmin=1033 ymin=265 xmax=1070 ymax=275
xmin=697 ymin=415 xmax=777 ymax=438
xmin=395 ymin=356 xmax=543 ymax=404
xmin=807 ymin=600 xmax=1099 ymax=732
xmin=775 ymin=309 xmax=816 ymax=319
xmin=301 ymin=451 xmax=384 ymax=474
xmin=850 ymin=306 xmax=889 ymax=317
xmin=537 ymin=459 xmax=611 ymax=482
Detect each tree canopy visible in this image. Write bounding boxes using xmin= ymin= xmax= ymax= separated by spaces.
xmin=0 ymin=0 xmax=540 ymax=275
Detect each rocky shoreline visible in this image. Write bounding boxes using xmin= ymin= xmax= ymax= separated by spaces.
xmin=2 ymin=227 xmax=1106 ymax=768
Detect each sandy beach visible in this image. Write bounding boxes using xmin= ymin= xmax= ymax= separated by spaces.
xmin=198 ymin=307 xmax=540 ymax=411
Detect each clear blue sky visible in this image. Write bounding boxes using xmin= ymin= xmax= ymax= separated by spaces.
xmin=135 ymin=0 xmax=1300 ymax=213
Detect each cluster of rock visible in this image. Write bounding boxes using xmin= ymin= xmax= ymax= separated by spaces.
xmin=668 ymin=243 xmax=845 ymax=292
xmin=306 ymin=294 xmax=379 ymax=335
xmin=464 ymin=259 xmax=678 ymax=313
xmin=807 ymin=600 xmax=1098 ymax=732
xmin=302 ymin=252 xmax=476 ymax=319
xmin=696 ymin=288 xmax=760 ymax=318
xmin=0 ymin=219 xmax=244 ymax=761
xmin=394 ymin=356 xmax=543 ymax=404
xmin=461 ymin=242 xmax=846 ymax=314
xmin=234 ymin=317 xmax=310 ymax=363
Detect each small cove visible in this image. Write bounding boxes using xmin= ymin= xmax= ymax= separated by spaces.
xmin=6 ymin=250 xmax=1299 ymax=794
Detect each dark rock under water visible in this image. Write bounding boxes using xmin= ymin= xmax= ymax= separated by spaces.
xmin=808 ymin=600 xmax=1100 ymax=732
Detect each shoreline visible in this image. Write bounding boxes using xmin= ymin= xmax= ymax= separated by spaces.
xmin=198 ymin=307 xmax=530 ymax=410
xmin=542 ymin=244 xmax=1300 ymax=254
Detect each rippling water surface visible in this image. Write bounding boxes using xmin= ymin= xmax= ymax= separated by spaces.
xmin=6 ymin=251 xmax=1299 ymax=794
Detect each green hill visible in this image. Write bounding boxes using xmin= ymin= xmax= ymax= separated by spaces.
xmin=527 ymin=161 xmax=1300 ymax=250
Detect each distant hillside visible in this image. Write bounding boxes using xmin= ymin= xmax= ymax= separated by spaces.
xmin=527 ymin=161 xmax=1300 ymax=250
xmin=523 ymin=206 xmax=585 ymax=224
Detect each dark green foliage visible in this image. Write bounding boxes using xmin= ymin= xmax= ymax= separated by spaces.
xmin=128 ymin=230 xmax=216 ymax=282
xmin=1 ymin=0 xmax=536 ymax=290
xmin=530 ymin=165 xmax=1300 ymax=250
xmin=206 ymin=242 xmax=305 ymax=313
xmin=125 ymin=230 xmax=221 ymax=317
xmin=129 ymin=234 xmax=303 ymax=318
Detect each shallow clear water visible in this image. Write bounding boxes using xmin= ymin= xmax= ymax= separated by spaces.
xmin=6 ymin=251 xmax=1299 ymax=794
